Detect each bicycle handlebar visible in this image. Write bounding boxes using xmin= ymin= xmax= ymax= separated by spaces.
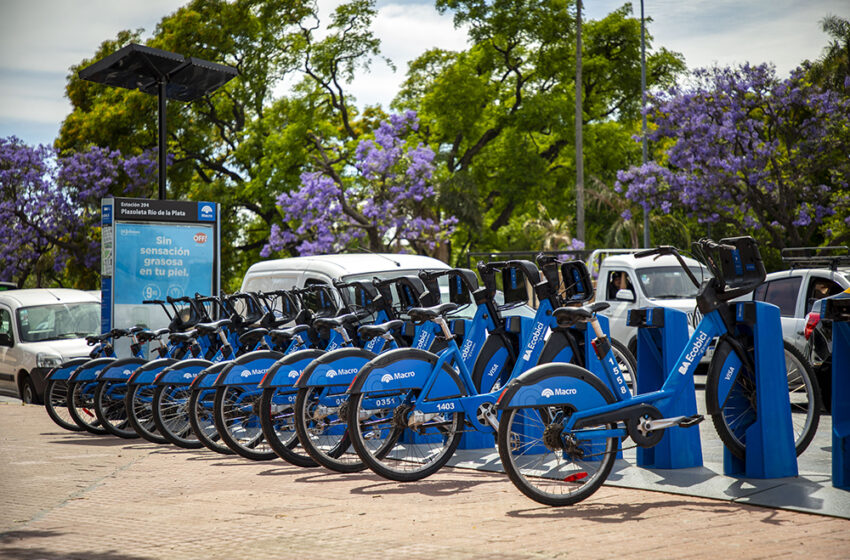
xmin=634 ymin=245 xmax=701 ymax=288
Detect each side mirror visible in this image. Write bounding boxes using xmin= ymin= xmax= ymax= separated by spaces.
xmin=615 ymin=289 xmax=635 ymax=303
xmin=0 ymin=332 xmax=13 ymax=347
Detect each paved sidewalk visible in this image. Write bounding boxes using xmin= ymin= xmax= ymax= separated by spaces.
xmin=1 ymin=402 xmax=849 ymax=560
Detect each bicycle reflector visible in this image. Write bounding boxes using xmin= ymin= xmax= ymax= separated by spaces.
xmin=564 ymin=472 xmax=588 ymax=483
xmin=804 ymin=312 xmax=820 ymax=340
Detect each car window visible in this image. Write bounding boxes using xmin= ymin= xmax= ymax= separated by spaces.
xmin=0 ymin=308 xmax=12 ymax=339
xmin=635 ymin=266 xmax=707 ymax=299
xmin=806 ymin=276 xmax=844 ymax=313
xmin=754 ymin=276 xmax=802 ymax=317
xmin=15 ymin=302 xmax=100 ymax=342
xmin=605 ymin=270 xmax=635 ymax=301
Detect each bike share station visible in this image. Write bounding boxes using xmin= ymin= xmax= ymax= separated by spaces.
xmin=101 ymin=197 xmax=221 ymax=354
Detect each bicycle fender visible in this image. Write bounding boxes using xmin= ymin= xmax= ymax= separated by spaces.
xmin=154 ymin=359 xmax=214 ymax=385
xmin=347 ymin=348 xmax=465 ymax=400
xmin=68 ymin=358 xmax=116 ymax=383
xmin=471 ymin=336 xmax=512 ymax=393
xmin=212 ymin=350 xmax=283 ymax=387
xmin=127 ymin=358 xmax=179 ymax=385
xmin=97 ymin=357 xmax=148 ymax=381
xmin=46 ymin=358 xmax=90 ymax=381
xmin=259 ymin=349 xmax=324 ymax=388
xmin=189 ymin=363 xmax=229 ymax=390
xmin=294 ymin=348 xmax=376 ymax=389
xmin=496 ymin=363 xmax=615 ymax=410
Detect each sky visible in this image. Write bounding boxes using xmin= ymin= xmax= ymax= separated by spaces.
xmin=1 ymin=0 xmax=848 ymax=148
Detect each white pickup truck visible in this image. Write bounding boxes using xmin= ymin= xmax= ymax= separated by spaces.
xmin=590 ymin=250 xmax=707 ymax=356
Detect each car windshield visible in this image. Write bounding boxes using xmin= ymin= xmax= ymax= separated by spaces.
xmin=16 ymin=302 xmax=100 ymax=342
xmin=636 ymin=266 xmax=709 ymax=299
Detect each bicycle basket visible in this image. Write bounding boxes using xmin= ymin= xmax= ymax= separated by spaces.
xmin=419 ymin=268 xmax=479 ymax=307
xmin=559 ymin=260 xmax=594 ymax=304
xmin=715 ymin=236 xmax=766 ymax=297
xmin=395 ymin=276 xmax=430 ymax=312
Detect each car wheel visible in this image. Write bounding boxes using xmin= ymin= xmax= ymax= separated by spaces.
xmin=21 ymin=375 xmax=37 ymax=404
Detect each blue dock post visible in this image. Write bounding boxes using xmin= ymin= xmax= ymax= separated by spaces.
xmin=824 ymin=297 xmax=850 ymax=490
xmin=723 ymin=302 xmax=798 ymax=478
xmin=628 ymin=307 xmax=702 ymax=469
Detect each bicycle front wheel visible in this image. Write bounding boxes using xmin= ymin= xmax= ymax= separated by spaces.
xmin=213 ymin=386 xmax=276 ymax=461
xmin=125 ymin=384 xmax=168 ymax=444
xmin=94 ymin=381 xmax=138 ymax=439
xmin=294 ymin=387 xmax=362 ymax=472
xmin=67 ymin=381 xmax=108 ymax=435
xmin=45 ymin=379 xmax=83 ymax=432
xmin=153 ymin=384 xmax=202 ymax=449
xmin=188 ymin=388 xmax=233 ymax=455
xmin=260 ymin=387 xmax=316 ymax=467
xmin=707 ymin=339 xmax=821 ymax=458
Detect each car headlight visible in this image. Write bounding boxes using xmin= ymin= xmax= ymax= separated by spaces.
xmin=37 ymin=352 xmax=63 ymax=369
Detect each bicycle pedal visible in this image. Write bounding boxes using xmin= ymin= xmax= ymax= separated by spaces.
xmin=677 ymin=414 xmax=704 ymax=428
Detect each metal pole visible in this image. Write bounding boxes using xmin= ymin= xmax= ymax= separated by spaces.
xmin=641 ymin=0 xmax=650 ymax=248
xmin=575 ymin=0 xmax=584 ymax=243
xmin=158 ymin=80 xmax=167 ymax=200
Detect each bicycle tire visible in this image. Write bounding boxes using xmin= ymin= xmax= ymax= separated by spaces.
xmin=346 ymin=349 xmax=466 ymax=482
xmin=496 ymin=363 xmax=619 ymax=506
xmin=125 ymin=384 xmax=169 ymax=444
xmin=189 ymin=387 xmax=234 ymax=455
xmin=260 ymin=387 xmax=316 ymax=467
xmin=294 ymin=386 xmax=362 ymax=472
xmin=67 ymin=380 xmax=109 ymax=435
xmin=44 ymin=379 xmax=83 ymax=432
xmin=94 ymin=381 xmax=139 ymax=439
xmin=706 ymin=339 xmax=821 ymax=458
xmin=152 ymin=384 xmax=203 ymax=449
xmin=213 ymin=386 xmax=277 ymax=461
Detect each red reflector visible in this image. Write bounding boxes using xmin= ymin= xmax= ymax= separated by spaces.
xmin=564 ymin=472 xmax=588 ymax=483
xmin=804 ymin=312 xmax=820 ymax=340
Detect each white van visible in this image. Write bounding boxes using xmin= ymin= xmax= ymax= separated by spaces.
xmin=240 ymin=253 xmax=450 ymax=295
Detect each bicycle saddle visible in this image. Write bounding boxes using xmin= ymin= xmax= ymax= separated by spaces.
xmin=169 ymin=330 xmax=198 ymax=344
xmin=136 ymin=328 xmax=169 ymax=343
xmin=195 ymin=319 xmax=232 ymax=334
xmin=553 ymin=302 xmax=609 ymax=327
xmin=357 ymin=320 xmax=403 ymax=340
xmin=313 ymin=313 xmax=361 ymax=330
xmin=407 ymin=303 xmax=459 ymax=322
xmin=269 ymin=324 xmax=309 ymax=342
xmin=239 ymin=327 xmax=269 ymax=346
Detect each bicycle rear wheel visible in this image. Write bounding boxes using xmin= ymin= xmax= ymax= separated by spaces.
xmin=125 ymin=384 xmax=168 ymax=444
xmin=94 ymin=381 xmax=138 ymax=439
xmin=45 ymin=379 xmax=83 ymax=432
xmin=496 ymin=363 xmax=619 ymax=506
xmin=260 ymin=387 xmax=316 ymax=467
xmin=213 ymin=386 xmax=276 ymax=461
xmin=707 ymin=339 xmax=820 ymax=458
xmin=153 ymin=384 xmax=203 ymax=449
xmin=347 ymin=387 xmax=464 ymax=482
xmin=189 ymin=388 xmax=233 ymax=455
xmin=294 ymin=387 xmax=361 ymax=472
xmin=67 ymin=381 xmax=108 ymax=435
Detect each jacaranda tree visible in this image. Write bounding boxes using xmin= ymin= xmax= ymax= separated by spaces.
xmin=0 ymin=137 xmax=156 ymax=287
xmin=262 ymin=111 xmax=456 ymax=256
xmin=616 ymin=63 xmax=850 ymax=249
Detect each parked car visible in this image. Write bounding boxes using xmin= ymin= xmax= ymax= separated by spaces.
xmin=744 ymin=247 xmax=850 ymax=412
xmin=590 ymin=250 xmax=709 ymax=356
xmin=0 ymin=289 xmax=101 ymax=403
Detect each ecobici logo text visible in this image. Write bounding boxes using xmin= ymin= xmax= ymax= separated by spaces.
xmin=678 ymin=331 xmax=709 ymax=374
xmin=522 ymin=321 xmax=546 ymax=361
xmin=380 ymin=371 xmax=416 ymax=383
xmin=541 ymin=387 xmax=577 ymax=398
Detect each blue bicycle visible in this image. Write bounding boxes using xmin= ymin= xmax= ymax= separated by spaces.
xmin=494 ymin=237 xmax=819 ymax=506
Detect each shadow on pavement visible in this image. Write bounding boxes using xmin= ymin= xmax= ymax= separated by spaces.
xmin=0 ymin=530 xmax=64 ymax=544
xmin=0 ymin=547 xmax=153 ymax=560
xmin=47 ymin=435 xmax=132 ymax=447
xmin=350 ymin=473 xmax=503 ymax=498
xmin=505 ymin=498 xmax=750 ymax=523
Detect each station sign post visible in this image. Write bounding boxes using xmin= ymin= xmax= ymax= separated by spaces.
xmin=101 ymin=197 xmax=220 ymax=347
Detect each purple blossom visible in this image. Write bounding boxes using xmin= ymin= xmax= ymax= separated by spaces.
xmin=263 ymin=112 xmax=455 ymax=256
